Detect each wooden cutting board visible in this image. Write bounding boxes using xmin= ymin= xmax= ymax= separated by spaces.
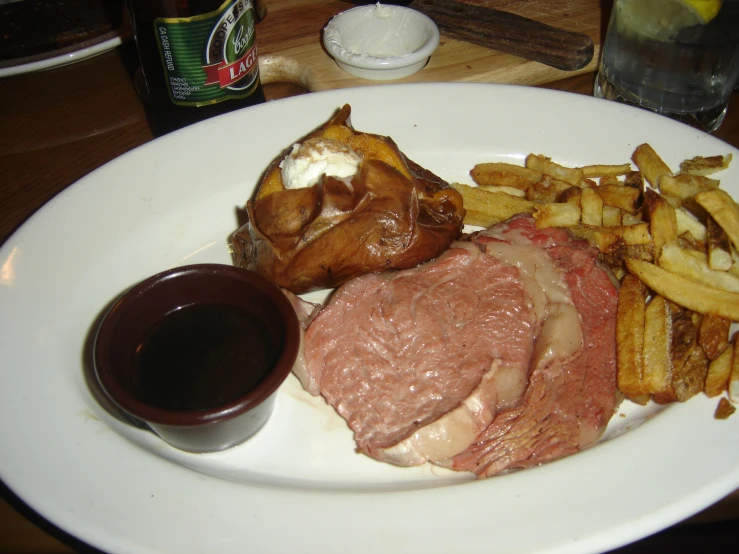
xmin=256 ymin=0 xmax=605 ymax=92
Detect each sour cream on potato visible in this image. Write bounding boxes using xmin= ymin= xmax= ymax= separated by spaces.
xmin=279 ymin=138 xmax=362 ymax=189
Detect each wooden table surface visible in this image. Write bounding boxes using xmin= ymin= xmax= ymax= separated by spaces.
xmin=2 ymin=1 xmax=739 ymax=553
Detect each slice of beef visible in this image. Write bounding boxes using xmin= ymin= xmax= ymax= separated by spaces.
xmin=302 ymin=242 xmax=538 ymax=466
xmin=443 ymin=215 xmax=620 ymax=477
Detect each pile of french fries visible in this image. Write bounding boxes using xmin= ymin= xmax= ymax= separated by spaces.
xmin=453 ymin=145 xmax=739 ymax=419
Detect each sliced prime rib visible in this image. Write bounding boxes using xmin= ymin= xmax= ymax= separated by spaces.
xmin=296 ymin=215 xmax=620 ymax=474
xmin=443 ymin=216 xmax=620 ymax=476
xmin=299 ymin=241 xmax=539 ymax=466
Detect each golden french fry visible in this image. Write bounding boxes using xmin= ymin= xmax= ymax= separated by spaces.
xmin=662 ymin=194 xmax=682 ymax=208
xmin=643 ymin=295 xmax=671 ymax=397
xmin=462 ymin=210 xmax=507 ymax=228
xmin=625 ymin=259 xmax=739 ymax=320
xmin=659 ymin=173 xmax=720 ymax=199
xmin=580 ymin=163 xmax=632 ymax=177
xmin=675 ymin=207 xmax=706 ymax=241
xmin=628 ymin=244 xmax=655 ymax=260
xmin=525 ymin=154 xmax=583 ymax=186
xmin=566 ymin=225 xmax=596 ymax=243
xmin=582 ymin=178 xmax=598 ymax=188
xmin=714 ymin=397 xmax=736 ymax=419
xmin=730 ymin=249 xmax=739 ymax=280
xmin=659 ymin=244 xmax=739 ymax=293
xmin=695 ymin=188 xmax=739 ymax=251
xmin=595 ymin=184 xmax=642 ymax=214
xmin=533 ymin=203 xmax=581 ymax=228
xmin=588 ymin=229 xmax=654 ymax=265
xmin=679 ymin=154 xmax=732 ymax=176
xmin=672 ymin=336 xmax=709 ymax=402
xmin=705 ymin=342 xmax=733 ymax=397
xmin=595 ymin=234 xmax=638 ymax=257
xmin=706 ymin=216 xmax=733 ymax=271
xmin=525 ymin=175 xmax=574 ymax=203
xmin=677 ymin=231 xmax=706 ymax=253
xmin=478 ymin=185 xmax=527 ymax=197
xmin=699 ymin=313 xmax=731 ymax=361
xmin=597 ymin=238 xmax=654 ymax=268
xmin=653 ymin=303 xmax=706 ymax=404
xmin=453 ymin=183 xmax=536 ymax=227
xmin=595 ymin=223 xmax=652 ymax=246
xmin=557 ymin=186 xmax=582 ymax=206
xmin=581 ymin=187 xmax=603 ymax=226
xmin=730 ymin=335 xmax=739 ymax=404
xmin=622 ymin=212 xmax=644 ymax=225
xmin=617 ymin=274 xmax=649 ymax=404
xmin=632 ymin=144 xmax=672 ymax=187
xmin=599 ymin=175 xmax=620 ymax=187
xmin=673 ymin=244 xmax=734 ymax=274
xmin=623 ymin=170 xmax=644 ymax=190
xmin=612 ymin=266 xmax=627 ymax=281
xmin=645 ymin=188 xmax=678 ymax=262
xmin=594 ymin=233 xmax=631 ymax=256
xmin=672 ymin=343 xmax=709 ymax=402
xmin=471 ymin=163 xmax=542 ymax=190
xmin=602 ymin=205 xmax=622 ymax=227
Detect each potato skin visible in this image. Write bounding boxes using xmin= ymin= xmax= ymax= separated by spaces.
xmin=230 ymin=105 xmax=465 ymax=294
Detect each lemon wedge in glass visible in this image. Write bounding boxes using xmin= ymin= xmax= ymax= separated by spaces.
xmin=683 ymin=0 xmax=723 ymax=22
xmin=617 ymin=0 xmax=723 ymax=41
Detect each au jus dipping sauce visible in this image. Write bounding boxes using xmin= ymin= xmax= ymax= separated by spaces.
xmin=131 ymin=303 xmax=281 ymax=411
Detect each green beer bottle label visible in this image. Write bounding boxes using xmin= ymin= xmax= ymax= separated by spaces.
xmin=154 ymin=0 xmax=260 ymax=107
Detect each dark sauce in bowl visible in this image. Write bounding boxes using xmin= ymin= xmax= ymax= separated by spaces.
xmin=132 ymin=304 xmax=279 ymax=411
xmin=93 ymin=264 xmax=300 ymax=452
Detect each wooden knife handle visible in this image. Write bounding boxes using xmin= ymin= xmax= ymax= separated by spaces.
xmin=410 ymin=0 xmax=594 ymax=71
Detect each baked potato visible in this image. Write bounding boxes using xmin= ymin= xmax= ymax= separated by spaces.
xmin=230 ymin=105 xmax=465 ymax=293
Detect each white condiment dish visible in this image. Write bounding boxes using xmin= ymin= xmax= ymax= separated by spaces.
xmin=323 ymin=4 xmax=440 ymax=80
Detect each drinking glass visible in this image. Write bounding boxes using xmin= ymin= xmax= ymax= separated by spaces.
xmin=594 ymin=0 xmax=739 ymax=132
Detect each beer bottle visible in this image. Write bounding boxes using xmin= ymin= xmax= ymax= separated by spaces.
xmin=126 ymin=0 xmax=266 ymax=137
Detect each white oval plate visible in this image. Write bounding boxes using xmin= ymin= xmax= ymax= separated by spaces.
xmin=1 ymin=83 xmax=738 ymax=554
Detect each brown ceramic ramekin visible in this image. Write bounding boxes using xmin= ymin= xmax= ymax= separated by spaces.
xmin=93 ymin=264 xmax=300 ymax=453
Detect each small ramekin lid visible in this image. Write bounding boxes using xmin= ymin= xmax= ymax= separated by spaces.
xmin=323 ymin=4 xmax=440 ymax=81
